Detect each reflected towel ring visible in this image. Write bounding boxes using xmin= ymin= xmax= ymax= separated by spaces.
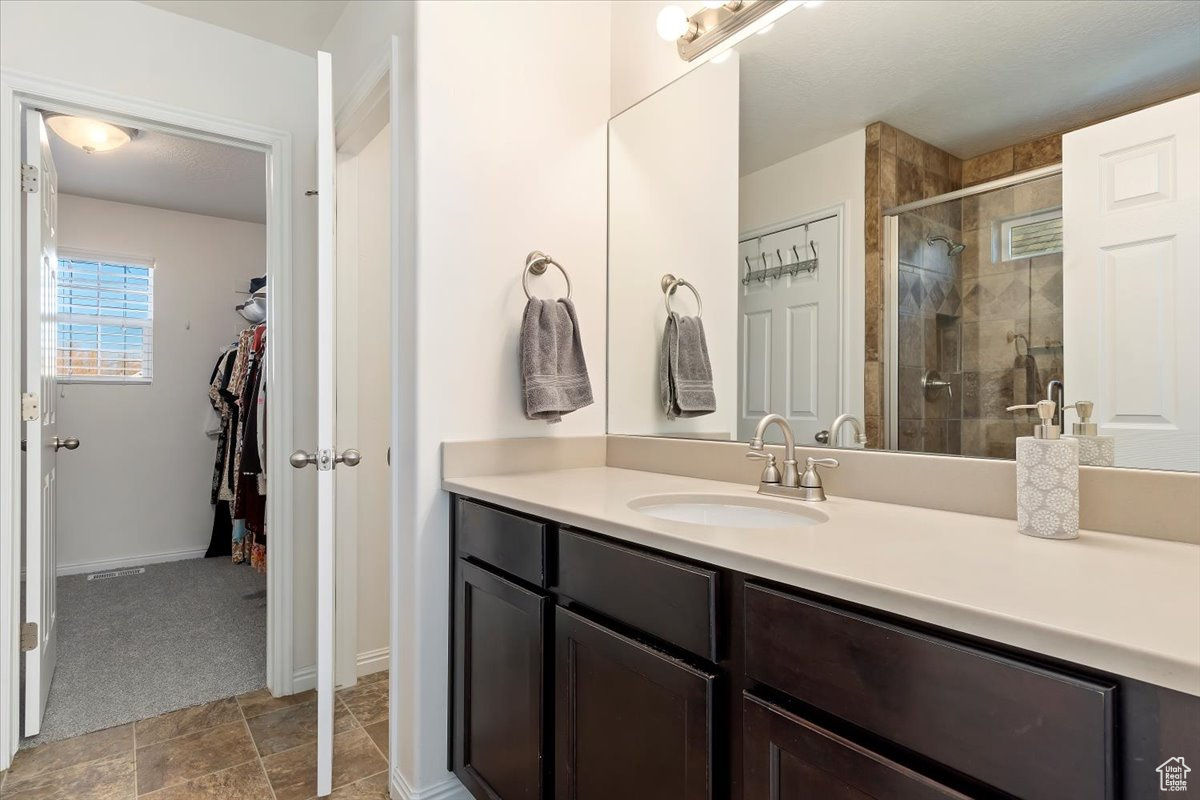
xmin=523 ymin=250 xmax=572 ymax=300
xmin=661 ymin=273 xmax=703 ymax=318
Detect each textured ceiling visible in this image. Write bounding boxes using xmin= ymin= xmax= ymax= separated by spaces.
xmin=50 ymin=124 xmax=267 ymax=224
xmin=139 ymin=0 xmax=348 ymax=54
xmin=737 ymin=0 xmax=1200 ymax=174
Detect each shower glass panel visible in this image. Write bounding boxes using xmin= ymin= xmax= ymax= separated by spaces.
xmin=890 ymin=173 xmax=1063 ymax=459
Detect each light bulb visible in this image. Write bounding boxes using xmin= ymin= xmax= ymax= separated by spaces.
xmin=656 ymin=5 xmax=690 ymax=41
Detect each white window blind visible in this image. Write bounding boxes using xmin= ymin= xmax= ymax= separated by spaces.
xmin=1002 ymin=209 xmax=1063 ymax=261
xmin=56 ymin=251 xmax=154 ymax=383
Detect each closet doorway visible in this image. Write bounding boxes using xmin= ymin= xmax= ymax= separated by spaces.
xmin=0 ymin=77 xmax=296 ymax=765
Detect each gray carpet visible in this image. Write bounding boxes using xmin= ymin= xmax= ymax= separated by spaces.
xmin=21 ymin=558 xmax=266 ymax=748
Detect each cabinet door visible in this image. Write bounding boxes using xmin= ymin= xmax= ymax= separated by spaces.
xmin=555 ymin=607 xmax=714 ymax=800
xmin=743 ymin=694 xmax=971 ymax=800
xmin=454 ymin=560 xmax=548 ymax=800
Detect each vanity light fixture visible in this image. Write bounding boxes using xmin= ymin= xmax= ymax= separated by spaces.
xmin=658 ymin=0 xmax=800 ymax=62
xmin=45 ymin=114 xmax=138 ymax=155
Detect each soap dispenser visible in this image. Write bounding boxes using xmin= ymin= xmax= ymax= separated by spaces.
xmin=1006 ymin=399 xmax=1080 ymax=540
xmin=1064 ymin=401 xmax=1115 ymax=467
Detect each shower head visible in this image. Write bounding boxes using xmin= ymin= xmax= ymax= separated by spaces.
xmin=927 ymin=235 xmax=966 ymax=256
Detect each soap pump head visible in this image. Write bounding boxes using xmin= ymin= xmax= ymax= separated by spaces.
xmin=1006 ymin=399 xmax=1061 ymax=439
xmin=1066 ymin=400 xmax=1098 ymax=436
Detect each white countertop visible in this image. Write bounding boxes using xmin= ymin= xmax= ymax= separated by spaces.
xmin=444 ymin=466 xmax=1200 ymax=696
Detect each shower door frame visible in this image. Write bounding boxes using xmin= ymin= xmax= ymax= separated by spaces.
xmin=882 ymin=164 xmax=1063 ymax=452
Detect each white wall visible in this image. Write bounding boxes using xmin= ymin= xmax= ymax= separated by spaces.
xmin=55 ymin=195 xmax=263 ymax=573
xmin=324 ymin=1 xmax=611 ymax=796
xmin=608 ymin=58 xmax=740 ymax=438
xmin=1 ymin=0 xmax=319 ymax=680
xmin=739 ymin=129 xmax=868 ymax=423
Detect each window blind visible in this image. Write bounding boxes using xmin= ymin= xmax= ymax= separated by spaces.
xmin=56 ymin=252 xmax=154 ymax=383
xmin=1005 ymin=212 xmax=1063 ymax=260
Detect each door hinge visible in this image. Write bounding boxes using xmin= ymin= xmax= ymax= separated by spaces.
xmin=20 ymin=163 xmax=39 ymax=193
xmin=21 ymin=392 xmax=39 ymax=422
xmin=20 ymin=622 xmax=38 ymax=652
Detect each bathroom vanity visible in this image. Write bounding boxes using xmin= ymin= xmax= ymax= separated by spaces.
xmin=445 ymin=467 xmax=1200 ymax=800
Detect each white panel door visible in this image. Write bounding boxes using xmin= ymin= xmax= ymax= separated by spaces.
xmin=22 ymin=109 xmax=60 ymax=736
xmin=1063 ymin=93 xmax=1199 ymax=471
xmin=737 ymin=215 xmax=841 ymax=443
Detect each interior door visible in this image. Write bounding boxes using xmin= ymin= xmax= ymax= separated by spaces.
xmin=1062 ymin=93 xmax=1200 ymax=471
xmin=737 ymin=215 xmax=841 ymax=444
xmin=22 ymin=109 xmax=60 ymax=737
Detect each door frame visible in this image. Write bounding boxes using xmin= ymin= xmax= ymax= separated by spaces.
xmin=0 ymin=69 xmax=297 ymax=768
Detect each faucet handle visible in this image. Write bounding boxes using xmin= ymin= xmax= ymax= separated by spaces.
xmin=747 ymin=450 xmax=781 ymax=485
xmin=806 ymin=457 xmax=840 ymax=469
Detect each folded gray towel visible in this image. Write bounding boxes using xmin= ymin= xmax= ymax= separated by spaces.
xmin=660 ymin=312 xmax=716 ymax=419
xmin=521 ymin=298 xmax=594 ymax=424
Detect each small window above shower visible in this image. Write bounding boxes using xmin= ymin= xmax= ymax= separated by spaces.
xmin=1002 ymin=209 xmax=1063 ymax=261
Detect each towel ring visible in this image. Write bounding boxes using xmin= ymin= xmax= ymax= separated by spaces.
xmin=661 ymin=273 xmax=703 ymax=318
xmin=523 ymin=250 xmax=572 ymax=300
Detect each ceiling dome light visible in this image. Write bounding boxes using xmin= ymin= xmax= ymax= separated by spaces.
xmin=656 ymin=5 xmax=691 ymax=41
xmin=45 ymin=114 xmax=137 ymax=155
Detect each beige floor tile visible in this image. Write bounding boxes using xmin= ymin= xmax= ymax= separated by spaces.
xmin=0 ymin=753 xmax=135 ymax=799
xmin=5 ymin=724 xmax=133 ymax=786
xmin=329 ymin=771 xmax=389 ymax=799
xmin=261 ymin=727 xmax=387 ymax=800
xmin=136 ymin=760 xmax=273 ymax=800
xmin=336 ymin=680 xmax=387 ymax=727
xmin=236 ymin=688 xmax=316 ymax=720
xmin=362 ymin=721 xmax=387 ymax=756
xmin=245 ymin=699 xmax=357 ymax=757
xmin=357 ymin=670 xmax=388 ymax=685
xmin=135 ymin=722 xmax=257 ymax=795
xmin=134 ymin=699 xmax=243 ymax=748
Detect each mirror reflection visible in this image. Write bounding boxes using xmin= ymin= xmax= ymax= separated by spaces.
xmin=607 ymin=0 xmax=1200 ymax=471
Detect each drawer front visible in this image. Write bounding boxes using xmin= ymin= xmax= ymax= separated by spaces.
xmin=555 ymin=529 xmax=718 ymax=660
xmin=743 ymin=693 xmax=970 ymax=800
xmin=744 ymin=583 xmax=1114 ymax=800
xmin=456 ymin=498 xmax=546 ymax=586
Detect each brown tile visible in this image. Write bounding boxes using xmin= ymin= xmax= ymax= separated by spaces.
xmin=358 ymin=670 xmax=388 ymax=686
xmin=879 ymin=122 xmax=896 ymax=154
xmin=895 ymin=129 xmax=925 ymax=169
xmin=865 ymin=310 xmax=883 ymax=364
xmin=5 ymin=724 xmax=133 ymax=785
xmin=246 ymin=699 xmax=358 ymax=757
xmin=363 ymin=721 xmax=387 ymax=756
xmin=135 ymin=722 xmax=257 ymax=795
xmin=1013 ymin=174 xmax=1062 ymax=213
xmin=865 ymin=122 xmax=881 ymax=145
xmin=236 ymin=688 xmax=315 ymax=720
xmin=337 ymin=680 xmax=387 ymax=727
xmin=921 ymin=170 xmax=952 ymax=201
xmin=948 ymin=156 xmax=963 ymax=187
xmin=923 ymin=141 xmax=948 ymax=177
xmin=897 ymin=159 xmax=923 ymax=205
xmin=138 ymin=760 xmax=272 ymax=800
xmin=898 ymin=313 xmax=924 ymax=368
xmin=0 ymin=753 xmax=134 ymax=800
xmin=262 ymin=728 xmax=387 ymax=800
xmin=1013 ymin=134 xmax=1062 ymax=171
xmin=880 ymin=150 xmax=897 ymax=207
xmin=135 ymin=699 xmax=243 ymax=748
xmin=962 ymin=147 xmax=1014 ymax=186
xmin=865 ymin=254 xmax=882 ymax=310
xmin=330 ymin=771 xmax=390 ymax=800
xmin=864 ymin=415 xmax=882 ymax=450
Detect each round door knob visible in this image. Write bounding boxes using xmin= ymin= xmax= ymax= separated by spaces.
xmin=53 ymin=436 xmax=80 ymax=451
xmin=336 ymin=449 xmax=362 ymax=467
xmin=290 ymin=449 xmax=317 ymax=469
xmin=814 ymin=430 xmax=830 ymax=444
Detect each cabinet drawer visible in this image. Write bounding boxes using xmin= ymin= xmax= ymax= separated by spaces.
xmin=455 ymin=497 xmax=547 ymax=587
xmin=555 ymin=529 xmax=718 ymax=660
xmin=744 ymin=583 xmax=1114 ymax=800
xmin=743 ymin=693 xmax=970 ymax=800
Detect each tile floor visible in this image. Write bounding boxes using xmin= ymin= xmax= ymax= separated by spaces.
xmin=0 ymin=671 xmax=389 ymax=799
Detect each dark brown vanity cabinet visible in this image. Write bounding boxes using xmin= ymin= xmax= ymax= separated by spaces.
xmin=450 ymin=495 xmax=1194 ymax=800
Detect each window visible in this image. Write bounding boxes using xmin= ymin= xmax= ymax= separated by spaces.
xmin=56 ymin=251 xmax=154 ymax=383
xmin=1001 ymin=209 xmax=1063 ymax=261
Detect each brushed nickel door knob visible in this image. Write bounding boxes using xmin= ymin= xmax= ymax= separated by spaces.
xmin=335 ymin=449 xmax=361 ymax=467
xmin=290 ymin=449 xmax=318 ymax=469
xmin=52 ymin=436 xmax=80 ymax=451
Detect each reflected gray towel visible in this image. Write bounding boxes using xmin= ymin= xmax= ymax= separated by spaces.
xmin=660 ymin=312 xmax=716 ymax=419
xmin=521 ymin=298 xmax=593 ymax=424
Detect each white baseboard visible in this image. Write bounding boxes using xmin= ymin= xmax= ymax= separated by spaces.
xmin=392 ymin=769 xmax=470 ymax=800
xmin=56 ymin=547 xmax=209 ymax=577
xmin=357 ymin=647 xmax=389 ymax=677
xmin=292 ymin=665 xmax=316 ymax=693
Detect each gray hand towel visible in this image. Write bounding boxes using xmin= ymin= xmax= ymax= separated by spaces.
xmin=660 ymin=312 xmax=716 ymax=419
xmin=521 ymin=298 xmax=594 ymax=424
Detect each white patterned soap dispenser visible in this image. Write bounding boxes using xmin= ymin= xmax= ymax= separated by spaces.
xmin=1006 ymin=399 xmax=1080 ymax=540
xmin=1064 ymin=401 xmax=1116 ymax=467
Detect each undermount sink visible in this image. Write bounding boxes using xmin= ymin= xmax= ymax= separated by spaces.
xmin=629 ymin=493 xmax=828 ymax=529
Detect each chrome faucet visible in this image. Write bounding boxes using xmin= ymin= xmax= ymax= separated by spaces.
xmin=828 ymin=413 xmax=868 ymax=447
xmin=747 ymin=413 xmax=839 ymax=502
